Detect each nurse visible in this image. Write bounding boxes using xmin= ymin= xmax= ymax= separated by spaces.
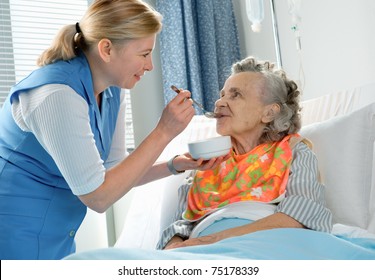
xmin=0 ymin=0 xmax=224 ymax=260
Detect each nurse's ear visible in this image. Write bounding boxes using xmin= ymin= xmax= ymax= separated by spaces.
xmin=261 ymin=103 xmax=280 ymax=123
xmin=97 ymin=38 xmax=112 ymax=63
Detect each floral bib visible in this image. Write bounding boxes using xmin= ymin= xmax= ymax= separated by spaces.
xmin=183 ymin=134 xmax=298 ymax=221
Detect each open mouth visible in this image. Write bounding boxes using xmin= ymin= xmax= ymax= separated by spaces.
xmin=215 ymin=112 xmax=228 ymax=118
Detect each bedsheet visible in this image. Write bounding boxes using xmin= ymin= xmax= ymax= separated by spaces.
xmin=65 ymin=228 xmax=375 ymax=260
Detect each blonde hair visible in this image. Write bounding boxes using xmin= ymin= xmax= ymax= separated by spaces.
xmin=231 ymin=56 xmax=302 ymax=143
xmin=37 ymin=0 xmax=162 ymax=66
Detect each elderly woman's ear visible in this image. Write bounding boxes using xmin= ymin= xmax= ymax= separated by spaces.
xmin=261 ymin=103 xmax=281 ymax=123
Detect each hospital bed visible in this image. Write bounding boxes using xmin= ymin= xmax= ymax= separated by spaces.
xmin=72 ymin=82 xmax=375 ymax=259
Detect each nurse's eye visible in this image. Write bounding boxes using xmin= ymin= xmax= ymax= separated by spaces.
xmin=142 ymin=52 xmax=151 ymax=58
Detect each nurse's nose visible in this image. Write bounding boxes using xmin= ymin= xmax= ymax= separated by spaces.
xmin=144 ymin=55 xmax=154 ymax=72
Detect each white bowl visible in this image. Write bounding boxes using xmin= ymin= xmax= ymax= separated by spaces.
xmin=188 ymin=135 xmax=231 ymax=160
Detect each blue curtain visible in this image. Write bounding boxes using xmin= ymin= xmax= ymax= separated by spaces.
xmin=156 ymin=0 xmax=241 ymax=113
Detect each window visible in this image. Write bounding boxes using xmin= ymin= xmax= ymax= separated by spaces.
xmin=0 ymin=0 xmax=15 ymax=106
xmin=0 ymin=0 xmax=134 ymax=151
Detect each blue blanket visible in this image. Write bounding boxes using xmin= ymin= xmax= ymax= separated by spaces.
xmin=65 ymin=228 xmax=375 ymax=260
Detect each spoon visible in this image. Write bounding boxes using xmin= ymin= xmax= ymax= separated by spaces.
xmin=170 ymin=85 xmax=219 ymax=118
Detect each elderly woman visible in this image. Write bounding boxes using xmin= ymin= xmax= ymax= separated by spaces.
xmin=158 ymin=56 xmax=333 ymax=250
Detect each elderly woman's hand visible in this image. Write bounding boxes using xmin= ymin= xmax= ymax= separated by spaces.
xmin=165 ymin=234 xmax=221 ymax=250
xmin=164 ymin=236 xmax=185 ymax=250
xmin=165 ymin=213 xmax=306 ymax=250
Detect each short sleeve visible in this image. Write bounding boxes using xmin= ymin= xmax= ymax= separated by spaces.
xmin=18 ymin=85 xmax=105 ymax=195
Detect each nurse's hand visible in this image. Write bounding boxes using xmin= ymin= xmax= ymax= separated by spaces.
xmin=156 ymin=89 xmax=195 ymax=141
xmin=171 ymin=153 xmax=231 ymax=173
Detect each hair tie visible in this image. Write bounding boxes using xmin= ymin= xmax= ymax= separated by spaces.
xmin=74 ymin=22 xmax=82 ymax=53
xmin=75 ymin=22 xmax=81 ymax=34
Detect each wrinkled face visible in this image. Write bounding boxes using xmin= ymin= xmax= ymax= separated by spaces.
xmin=215 ymin=72 xmax=271 ymax=140
xmin=110 ymin=35 xmax=156 ymax=89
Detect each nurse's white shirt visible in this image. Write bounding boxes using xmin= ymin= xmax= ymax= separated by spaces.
xmin=11 ymin=84 xmax=127 ymax=195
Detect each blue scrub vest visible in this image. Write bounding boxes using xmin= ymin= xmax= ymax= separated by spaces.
xmin=0 ymin=54 xmax=121 ymax=259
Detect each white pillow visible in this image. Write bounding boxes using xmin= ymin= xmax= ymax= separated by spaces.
xmin=300 ymin=103 xmax=375 ymax=231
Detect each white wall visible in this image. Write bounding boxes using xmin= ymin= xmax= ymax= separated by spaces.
xmin=295 ymin=0 xmax=375 ymax=98
xmin=236 ymin=0 xmax=375 ymax=100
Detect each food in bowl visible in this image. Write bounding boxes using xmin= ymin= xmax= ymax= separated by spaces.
xmin=188 ymin=135 xmax=231 ymax=160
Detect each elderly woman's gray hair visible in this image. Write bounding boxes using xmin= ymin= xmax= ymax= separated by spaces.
xmin=231 ymin=56 xmax=302 ymax=143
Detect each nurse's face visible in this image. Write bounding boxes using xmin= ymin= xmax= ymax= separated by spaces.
xmin=110 ymin=35 xmax=156 ymax=89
